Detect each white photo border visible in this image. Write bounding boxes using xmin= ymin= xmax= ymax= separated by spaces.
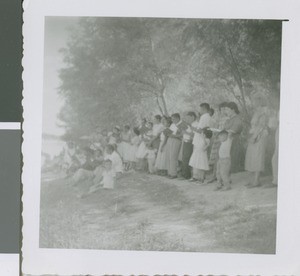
xmin=22 ymin=0 xmax=300 ymax=275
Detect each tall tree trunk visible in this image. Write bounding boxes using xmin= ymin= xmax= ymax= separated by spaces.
xmin=159 ymin=88 xmax=169 ymax=116
xmin=227 ymin=46 xmax=250 ymax=121
xmin=156 ymin=96 xmax=164 ymax=115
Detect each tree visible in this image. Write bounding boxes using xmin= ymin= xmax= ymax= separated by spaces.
xmin=57 ymin=18 xmax=282 ymax=139
xmin=182 ymin=19 xmax=282 ymax=121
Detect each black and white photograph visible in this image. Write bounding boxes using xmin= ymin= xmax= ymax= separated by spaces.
xmin=40 ymin=16 xmax=281 ymax=254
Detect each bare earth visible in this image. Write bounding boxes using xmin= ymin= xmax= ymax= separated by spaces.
xmin=40 ymin=170 xmax=277 ymax=254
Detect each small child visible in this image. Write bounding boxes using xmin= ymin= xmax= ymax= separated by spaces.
xmin=144 ymin=143 xmax=157 ymax=174
xmin=215 ymin=130 xmax=232 ymax=191
xmin=189 ymin=127 xmax=213 ymax=183
xmin=101 ymin=159 xmax=116 ymax=189
xmin=128 ymin=127 xmax=141 ymax=170
xmin=88 ymin=159 xmax=116 ymax=193
xmin=104 ymin=144 xmax=123 ymax=177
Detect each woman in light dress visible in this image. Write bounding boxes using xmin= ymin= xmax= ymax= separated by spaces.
xmin=189 ymin=128 xmax=213 ymax=182
xmin=127 ymin=127 xmax=141 ymax=170
xmin=188 ymin=103 xmax=212 ymax=182
xmin=245 ymin=94 xmax=269 ymax=188
xmin=136 ymin=121 xmax=153 ymax=170
xmin=119 ymin=125 xmax=132 ymax=170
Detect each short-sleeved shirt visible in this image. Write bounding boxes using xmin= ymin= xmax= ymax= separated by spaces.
xmin=192 ymin=113 xmax=211 ymax=146
xmin=152 ymin=123 xmax=164 ymax=137
xmin=183 ymin=121 xmax=198 ymax=142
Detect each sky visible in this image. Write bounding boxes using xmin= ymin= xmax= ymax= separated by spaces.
xmin=42 ymin=16 xmax=79 ymax=136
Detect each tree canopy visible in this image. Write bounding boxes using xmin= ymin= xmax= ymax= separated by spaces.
xmin=57 ymin=18 xmax=282 ymax=140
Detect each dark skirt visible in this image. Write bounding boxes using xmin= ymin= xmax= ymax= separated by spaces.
xmin=230 ymin=135 xmax=245 ymax=173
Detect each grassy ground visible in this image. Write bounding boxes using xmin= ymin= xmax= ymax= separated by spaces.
xmin=40 ymin=170 xmax=277 ymax=254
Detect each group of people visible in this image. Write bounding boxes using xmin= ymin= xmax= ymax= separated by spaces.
xmin=62 ymin=95 xmax=279 ymax=192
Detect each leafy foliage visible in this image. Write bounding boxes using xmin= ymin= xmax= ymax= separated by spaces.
xmin=57 ymin=18 xmax=282 ymax=139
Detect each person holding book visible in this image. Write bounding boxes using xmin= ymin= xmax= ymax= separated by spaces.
xmin=179 ymin=111 xmax=198 ymax=179
xmin=207 ymin=102 xmax=229 ymax=183
xmin=165 ymin=113 xmax=183 ymax=179
xmin=155 ymin=116 xmax=172 ymax=176
xmin=188 ymin=103 xmax=212 ymax=182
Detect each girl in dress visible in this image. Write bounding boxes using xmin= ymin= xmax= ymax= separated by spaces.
xmin=128 ymin=127 xmax=141 ymax=170
xmin=145 ymin=143 xmax=157 ymax=174
xmin=155 ymin=116 xmax=172 ymax=176
xmin=189 ymin=127 xmax=213 ymax=183
xmin=136 ymin=121 xmax=153 ymax=171
xmin=119 ymin=125 xmax=132 ymax=171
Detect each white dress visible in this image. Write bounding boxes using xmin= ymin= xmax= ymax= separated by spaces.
xmin=192 ymin=113 xmax=211 ymax=147
xmin=136 ymin=130 xmax=152 ymax=159
xmin=189 ymin=135 xmax=210 ymax=170
xmin=128 ymin=135 xmax=141 ymax=162
xmin=119 ymin=132 xmax=131 ymax=161
xmin=155 ymin=131 xmax=167 ymax=170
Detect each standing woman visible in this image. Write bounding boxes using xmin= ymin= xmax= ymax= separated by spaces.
xmin=245 ymin=95 xmax=269 ymax=188
xmin=155 ymin=116 xmax=171 ymax=176
xmin=207 ymin=102 xmax=229 ymax=182
xmin=268 ymin=107 xmax=279 ymax=187
xmin=120 ymin=125 xmax=132 ymax=171
xmin=150 ymin=114 xmax=164 ymax=151
xmin=165 ymin=113 xmax=183 ymax=179
xmin=223 ymin=102 xmax=244 ymax=173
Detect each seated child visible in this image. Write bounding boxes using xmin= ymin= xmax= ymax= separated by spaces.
xmin=215 ymin=130 xmax=232 ymax=191
xmin=104 ymin=144 xmax=123 ymax=177
xmin=101 ymin=159 xmax=116 ymax=189
xmin=144 ymin=143 xmax=157 ymax=174
xmin=88 ymin=159 xmax=116 ymax=193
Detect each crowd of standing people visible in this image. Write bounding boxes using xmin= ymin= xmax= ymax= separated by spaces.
xmin=61 ymin=95 xmax=279 ymax=192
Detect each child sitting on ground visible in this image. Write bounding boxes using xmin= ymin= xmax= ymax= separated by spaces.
xmin=101 ymin=159 xmax=116 ymax=189
xmin=88 ymin=159 xmax=116 ymax=193
xmin=215 ymin=130 xmax=233 ymax=191
xmin=104 ymin=144 xmax=123 ymax=177
xmin=144 ymin=143 xmax=157 ymax=174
